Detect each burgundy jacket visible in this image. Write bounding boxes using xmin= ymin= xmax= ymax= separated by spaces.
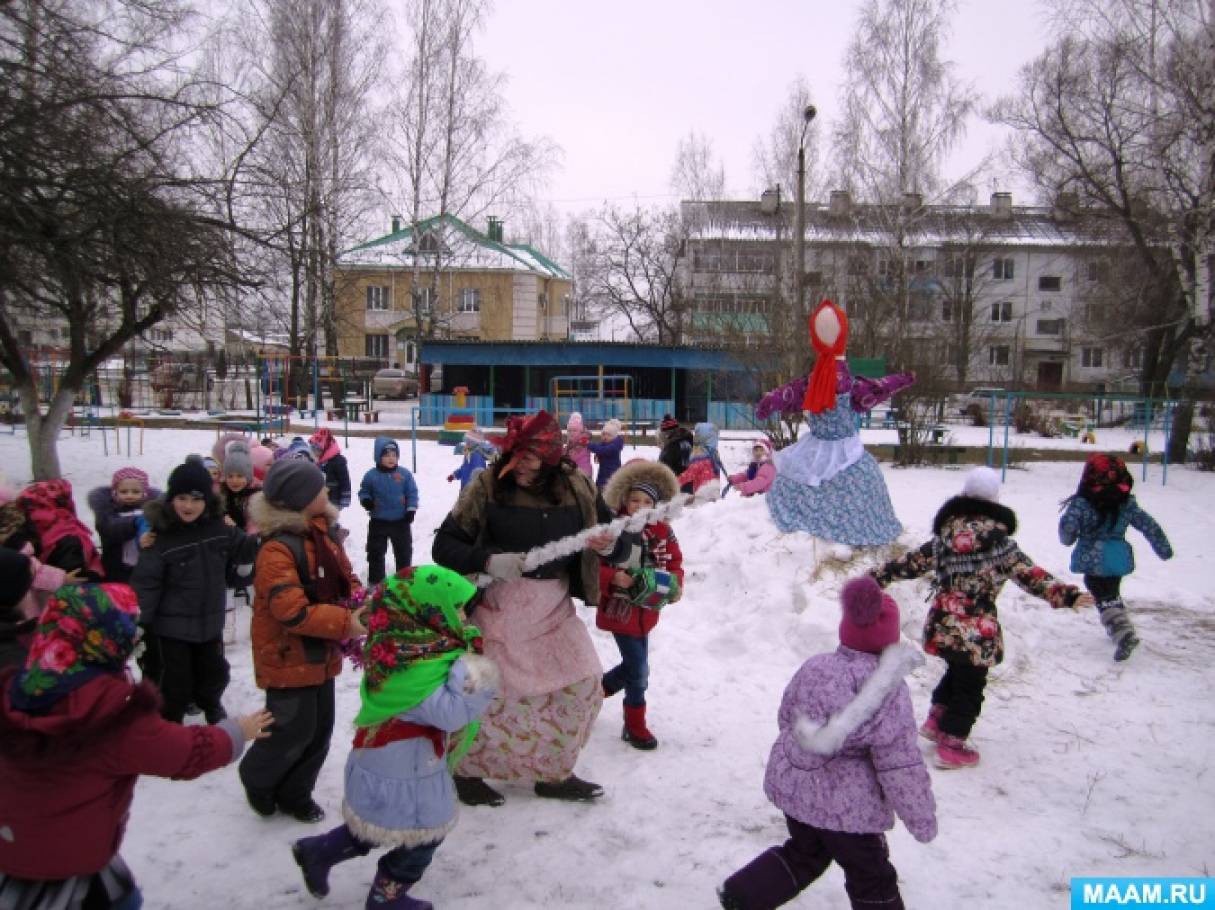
xmin=0 ymin=671 xmax=241 ymax=879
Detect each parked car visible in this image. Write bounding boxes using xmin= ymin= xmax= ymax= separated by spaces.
xmin=371 ymin=368 xmax=419 ymax=400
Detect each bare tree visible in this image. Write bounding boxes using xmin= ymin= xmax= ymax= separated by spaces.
xmin=993 ymin=0 xmax=1214 ymax=458
xmin=751 ymin=77 xmax=823 ymax=200
xmin=833 ymin=0 xmax=978 ymax=201
xmin=389 ymin=0 xmax=557 ymax=340
xmin=671 ymin=130 xmax=726 ymax=202
xmin=237 ymin=0 xmax=385 ymax=382
xmin=0 ymin=0 xmax=261 ymax=478
xmin=573 ymin=206 xmax=689 ymax=344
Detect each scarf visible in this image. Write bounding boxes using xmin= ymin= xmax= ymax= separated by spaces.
xmin=310 ymin=523 xmax=351 ymax=604
xmin=495 ymin=410 xmax=563 ymax=478
xmin=10 ymin=583 xmax=140 ymax=713
xmin=16 ymin=480 xmax=104 ymax=575
xmin=354 ymin=566 xmax=484 ymax=767
xmin=801 ymin=300 xmax=850 ymax=414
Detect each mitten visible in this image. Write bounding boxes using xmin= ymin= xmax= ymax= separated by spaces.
xmin=404 ymin=510 xmax=415 ymax=525
xmin=485 ymin=552 xmax=526 ymax=580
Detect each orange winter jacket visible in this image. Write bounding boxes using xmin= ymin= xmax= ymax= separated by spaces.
xmin=247 ymin=495 xmax=360 ymax=689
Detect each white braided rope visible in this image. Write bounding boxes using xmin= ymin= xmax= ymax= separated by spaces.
xmin=474 ymin=493 xmax=696 ymax=588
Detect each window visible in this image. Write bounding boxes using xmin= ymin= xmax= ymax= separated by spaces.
xmin=693 ymin=248 xmax=724 ymax=271
xmin=457 ymin=288 xmax=480 ymax=313
xmin=1038 ymin=275 xmax=1062 ymax=291
xmin=941 ymin=300 xmax=955 ymax=322
xmin=1082 ymin=347 xmax=1104 ymax=368
xmin=990 ymin=301 xmax=1013 ymax=322
xmin=538 ymin=292 xmax=548 ymax=310
xmin=1086 ymin=262 xmax=1104 ymax=282
xmin=365 ymin=334 xmax=390 ymax=359
xmin=907 ymin=299 xmax=932 ymax=321
xmin=147 ymin=328 xmax=174 ymax=342
xmin=989 ymin=345 xmax=1010 ymax=366
xmin=1036 ymin=319 xmax=1065 ymax=335
xmin=365 ymin=286 xmax=389 ymax=310
xmin=914 ymin=260 xmax=930 ymax=273
xmin=1124 ymin=348 xmax=1142 ymax=369
xmin=877 ymin=258 xmax=893 ymax=278
xmin=737 ymin=249 xmax=774 ymax=272
xmin=805 ymin=270 xmax=823 ymax=286
xmin=993 ymin=258 xmax=1014 ymax=280
xmin=847 ymin=254 xmax=870 ymax=276
xmin=943 ymin=256 xmax=976 ymax=279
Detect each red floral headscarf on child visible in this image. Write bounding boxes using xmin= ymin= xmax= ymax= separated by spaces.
xmin=801 ymin=300 xmax=850 ymax=414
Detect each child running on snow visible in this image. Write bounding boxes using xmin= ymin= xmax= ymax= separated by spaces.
xmin=291 ymin=565 xmax=498 ymax=909
xmin=88 ymin=468 xmax=158 ymax=584
xmin=726 ymin=439 xmax=776 ymax=497
xmin=0 ymin=582 xmax=272 ymax=910
xmin=678 ymin=422 xmax=724 ymax=501
xmin=597 ymin=460 xmax=684 ymax=750
xmin=359 ymin=437 xmax=418 ymax=585
xmin=587 ymin=418 xmax=625 ymax=488
xmin=1058 ymin=453 xmax=1173 ymax=661
xmin=564 ymin=412 xmax=593 ymax=477
xmin=718 ymin=576 xmax=936 ymax=910
xmin=869 ymin=467 xmax=1094 ymax=769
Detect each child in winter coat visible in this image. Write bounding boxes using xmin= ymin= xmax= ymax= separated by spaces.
xmin=240 ymin=459 xmax=366 ymax=823
xmin=309 ymin=428 xmax=352 ymax=510
xmin=870 ymin=467 xmax=1094 ymax=769
xmin=14 ymin=479 xmax=105 ymax=581
xmin=1058 ymin=453 xmax=1173 ymax=661
xmin=201 ymin=455 xmax=223 ymax=492
xmin=359 ymin=437 xmax=419 ymax=585
xmin=131 ymin=460 xmax=258 ymax=723
xmin=564 ymin=412 xmax=593 ymax=477
xmin=597 ymin=460 xmax=684 ymax=751
xmin=1 ymin=484 xmax=78 ymax=611
xmin=657 ymin=415 xmax=693 ymax=477
xmin=718 ymin=576 xmax=937 ymax=910
xmin=87 ymin=468 xmax=158 ymax=584
xmin=727 ymin=439 xmax=776 ymax=497
xmin=291 ymin=565 xmax=498 ymax=909
xmin=0 ymin=582 xmax=271 ymax=910
xmin=447 ymin=430 xmax=493 ymax=490
xmin=678 ymin=422 xmax=724 ymax=500
xmin=218 ymin=442 xmax=258 ymax=531
xmin=587 ymin=418 xmax=625 ymax=488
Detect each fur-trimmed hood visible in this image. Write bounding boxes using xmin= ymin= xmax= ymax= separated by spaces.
xmin=247 ymin=491 xmax=339 ymax=536
xmin=602 ymin=459 xmax=680 ymax=512
xmin=932 ymin=494 xmax=1017 ymax=537
xmin=794 ymin=643 xmax=924 ymax=756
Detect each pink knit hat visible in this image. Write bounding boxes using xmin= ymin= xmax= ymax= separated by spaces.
xmin=839 ymin=576 xmax=900 ymax=654
xmin=567 ymin=412 xmax=584 ymax=434
xmin=110 ymin=467 xmax=149 ymax=494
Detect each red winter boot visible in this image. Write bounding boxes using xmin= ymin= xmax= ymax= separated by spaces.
xmin=935 ymin=733 xmax=981 ymax=769
xmin=622 ymin=704 xmax=658 ymax=750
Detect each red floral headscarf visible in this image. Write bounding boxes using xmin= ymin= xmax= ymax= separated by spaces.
xmin=1082 ymin=453 xmax=1133 ymax=497
xmin=16 ymin=479 xmax=104 ymax=576
xmin=801 ymin=300 xmax=850 ymax=414
xmin=494 ymin=410 xmax=563 ymax=478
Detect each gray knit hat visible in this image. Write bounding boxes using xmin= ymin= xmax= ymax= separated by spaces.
xmin=262 ymin=459 xmax=326 ymax=510
xmin=222 ymin=442 xmax=254 ymax=482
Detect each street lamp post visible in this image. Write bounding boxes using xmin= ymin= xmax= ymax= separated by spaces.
xmin=793 ymin=105 xmax=817 ymax=324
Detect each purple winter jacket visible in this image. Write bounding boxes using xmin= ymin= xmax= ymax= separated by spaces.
xmin=763 ymin=643 xmax=937 ymax=841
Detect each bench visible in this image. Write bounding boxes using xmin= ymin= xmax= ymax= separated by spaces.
xmin=361 ymin=410 xmax=380 ymax=424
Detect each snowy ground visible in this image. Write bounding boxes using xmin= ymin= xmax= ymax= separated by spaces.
xmin=2 ymin=428 xmax=1212 ymax=909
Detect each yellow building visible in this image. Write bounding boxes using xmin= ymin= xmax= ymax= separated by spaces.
xmin=335 ymin=214 xmax=572 ymax=367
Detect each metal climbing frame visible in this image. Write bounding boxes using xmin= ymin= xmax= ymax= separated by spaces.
xmin=548 ymin=373 xmax=632 ymax=425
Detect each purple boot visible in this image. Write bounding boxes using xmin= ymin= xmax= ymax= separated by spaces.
xmin=366 ymin=866 xmax=433 ymax=910
xmin=719 ymin=847 xmax=804 ymax=910
xmin=292 ymin=824 xmax=371 ymax=898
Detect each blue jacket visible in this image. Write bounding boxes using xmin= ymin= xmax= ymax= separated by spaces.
xmin=342 ymin=655 xmax=497 ymax=847
xmin=1058 ymin=495 xmax=1172 ymax=577
xmin=451 ymin=449 xmax=487 ymax=489
xmin=359 ymin=437 xmax=418 ymax=521
xmin=587 ymin=435 xmax=624 ymax=487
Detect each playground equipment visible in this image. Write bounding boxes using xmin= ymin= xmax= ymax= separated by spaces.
xmin=548 ymin=373 xmax=632 ymax=426
xmin=439 ymin=386 xmax=477 ymax=445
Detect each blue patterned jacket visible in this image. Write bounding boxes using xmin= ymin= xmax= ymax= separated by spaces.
xmin=1058 ymin=495 xmax=1172 ymax=577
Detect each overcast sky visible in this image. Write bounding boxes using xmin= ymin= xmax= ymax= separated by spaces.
xmin=475 ymin=0 xmax=1055 ymax=214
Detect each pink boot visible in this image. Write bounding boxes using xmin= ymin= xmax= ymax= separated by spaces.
xmin=919 ymin=705 xmax=945 ymax=742
xmin=935 ymin=734 xmax=980 ymax=769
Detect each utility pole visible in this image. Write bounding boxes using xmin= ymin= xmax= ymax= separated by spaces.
xmin=794 ymin=105 xmax=817 ymax=324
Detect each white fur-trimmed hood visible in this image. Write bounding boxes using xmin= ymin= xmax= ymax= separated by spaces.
xmin=794 ymin=643 xmax=924 ymax=756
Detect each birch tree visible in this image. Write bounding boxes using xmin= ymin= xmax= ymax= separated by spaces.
xmin=671 ymin=131 xmax=726 ymax=202
xmin=751 ymin=77 xmax=823 ymax=200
